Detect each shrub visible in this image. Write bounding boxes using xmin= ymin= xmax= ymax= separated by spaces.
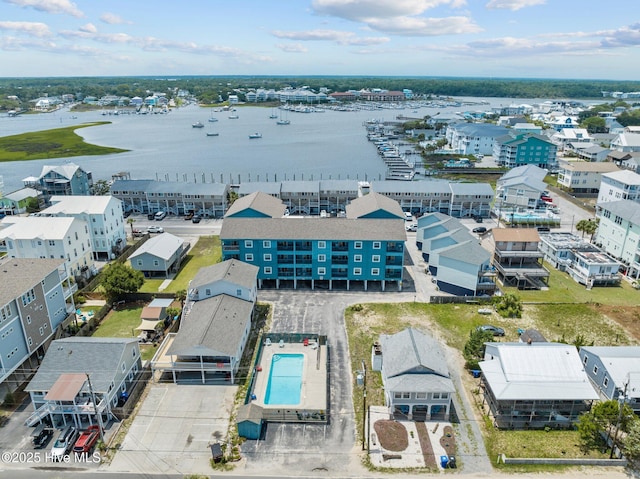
xmin=2 ymin=391 xmax=15 ymax=407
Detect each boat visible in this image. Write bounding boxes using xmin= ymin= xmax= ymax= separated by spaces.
xmin=276 ymin=109 xmax=290 ymax=125
xmin=269 ymin=109 xmax=278 ymax=119
xmin=228 ymin=114 xmax=239 ymax=119
xmin=192 ymin=122 xmax=204 ymax=128
xmin=248 ymin=133 xmax=262 ymax=139
xmin=206 ymin=132 xmax=219 ymax=137
xmin=208 ymin=117 xmax=218 ymax=122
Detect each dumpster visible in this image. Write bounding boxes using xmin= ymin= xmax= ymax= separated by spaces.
xmin=448 ymin=456 xmax=457 ymax=468
xmin=440 ymin=455 xmax=449 ymax=468
xmin=210 ymin=443 xmax=223 ymax=463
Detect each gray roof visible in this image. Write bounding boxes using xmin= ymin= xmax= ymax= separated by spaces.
xmin=319 ymin=179 xmax=359 ymax=192
xmin=0 ymin=258 xmax=65 ymax=307
xmin=110 ymin=179 xmax=154 ymax=193
xmin=168 ymin=294 xmax=254 ymax=357
xmin=345 ymin=192 xmax=404 ymax=219
xmin=130 ymin=233 xmax=184 ymax=261
xmin=437 ymin=240 xmax=490 ymax=265
xmin=451 ymin=123 xmax=510 ymax=138
xmin=380 ymin=328 xmax=454 ymax=393
xmin=370 ymin=179 xmax=451 ymax=194
xmin=499 ymin=176 xmax=547 ymax=193
xmin=225 ymin=191 xmax=286 ymax=218
xmin=191 ymin=259 xmax=258 ymax=291
xmin=417 ymin=212 xmax=450 ymax=228
xmin=598 ymin=200 xmax=640 ymax=224
xmin=499 ymin=164 xmax=548 ymax=182
xmin=110 ymin=179 xmax=227 ymax=196
xmin=280 ymin=181 xmax=320 ymax=193
xmin=5 ymin=187 xmax=39 ymax=202
xmin=237 ymin=182 xmax=282 ymax=196
xmin=39 ymin=163 xmax=84 ymax=180
xmin=448 ymin=182 xmax=494 ymax=196
xmin=581 ymin=346 xmax=640 ymax=395
xmin=221 ymin=217 xmax=407 ymax=241
xmin=25 ymin=337 xmax=137 ymax=394
xmin=479 ymin=342 xmax=599 ymax=401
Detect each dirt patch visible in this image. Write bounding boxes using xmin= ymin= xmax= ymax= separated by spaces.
xmin=415 ymin=422 xmax=437 ymax=468
xmin=439 ymin=425 xmax=456 ymax=457
xmin=374 ymin=420 xmax=408 ymax=452
xmin=591 ymin=304 xmax=640 ymax=340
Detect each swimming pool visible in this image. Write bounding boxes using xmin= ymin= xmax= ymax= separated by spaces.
xmin=264 ymin=354 xmax=304 ymax=405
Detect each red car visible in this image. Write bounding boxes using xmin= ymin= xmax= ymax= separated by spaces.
xmin=73 ymin=425 xmax=101 ymax=453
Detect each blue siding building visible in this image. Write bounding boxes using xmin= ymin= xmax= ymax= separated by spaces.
xmin=221 ymin=192 xmax=406 ymax=290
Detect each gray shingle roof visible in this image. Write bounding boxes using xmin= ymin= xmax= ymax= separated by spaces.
xmin=237 ymin=182 xmax=282 ymax=196
xmin=437 ymin=240 xmax=490 ymax=265
xmin=129 ymin=233 xmax=184 ymax=261
xmin=597 ymin=199 xmax=640 ymax=224
xmin=168 ymin=294 xmax=254 ymax=357
xmin=0 ymin=258 xmax=65 ymax=306
xmin=370 ymin=179 xmax=451 ymax=194
xmin=448 ymin=182 xmax=494 ymax=196
xmin=345 ymin=192 xmax=404 ymax=219
xmin=25 ymin=337 xmax=137 ymax=394
xmin=220 ymin=217 xmax=407 ymax=241
xmin=191 ymin=259 xmax=258 ymax=291
xmin=225 ymin=191 xmax=287 ymax=218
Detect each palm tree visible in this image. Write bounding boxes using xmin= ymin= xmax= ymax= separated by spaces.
xmin=127 ymin=217 xmax=135 ymax=235
xmin=576 ymin=218 xmax=599 ymax=241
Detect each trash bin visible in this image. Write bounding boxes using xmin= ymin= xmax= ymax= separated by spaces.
xmin=448 ymin=456 xmax=457 ymax=468
xmin=471 ymin=369 xmax=481 ymax=378
xmin=440 ymin=455 xmax=449 ymax=468
xmin=210 ymin=443 xmax=223 ymax=463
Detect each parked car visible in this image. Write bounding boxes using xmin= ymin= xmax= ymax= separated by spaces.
xmin=31 ymin=423 xmax=54 ymax=449
xmin=154 ymin=211 xmax=167 ymax=221
xmin=473 ymin=215 xmax=483 ymax=223
xmin=184 ymin=212 xmax=194 ymax=220
xmin=405 ymin=223 xmax=418 ymax=232
xmin=191 ymin=215 xmax=201 ymax=224
xmin=477 ymin=325 xmax=505 ymax=336
xmin=472 ymin=226 xmax=487 ymax=234
xmin=132 ymin=229 xmax=145 ymax=238
xmin=147 ymin=225 xmax=164 ymax=233
xmin=51 ymin=426 xmax=78 ymax=460
xmin=123 ymin=210 xmax=131 ymax=219
xmin=147 ymin=213 xmax=155 ymax=220
xmin=73 ymin=425 xmax=101 ymax=453
xmin=404 ymin=211 xmax=413 ymax=221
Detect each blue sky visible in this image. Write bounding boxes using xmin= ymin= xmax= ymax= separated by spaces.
xmin=1 ymin=0 xmax=639 ymax=80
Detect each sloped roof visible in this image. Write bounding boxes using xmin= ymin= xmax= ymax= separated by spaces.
xmin=25 ymin=337 xmax=137 ymax=394
xmin=168 ymin=294 xmax=254 ymax=357
xmin=598 ymin=199 xmax=640 ymax=224
xmin=499 ymin=164 xmax=548 ymax=182
xmin=225 ymin=191 xmax=286 ymax=218
xmin=45 ymin=195 xmax=117 ymax=215
xmin=581 ymin=346 xmax=640 ymax=395
xmin=0 ymin=217 xmax=77 ymax=240
xmin=0 ymin=258 xmax=65 ymax=306
xmin=492 ymin=228 xmax=540 ymax=243
xmin=602 ymin=169 xmax=640 ymax=185
xmin=4 ymin=187 xmax=39 ymax=202
xmin=191 ymin=259 xmax=258 ymax=292
xmin=437 ymin=240 xmax=491 ymax=266
xmin=130 ymin=233 xmax=184 ymax=261
xmin=480 ymin=343 xmax=598 ymax=401
xmin=345 ymin=192 xmax=404 ymax=219
xmin=39 ymin=163 xmax=83 ymax=180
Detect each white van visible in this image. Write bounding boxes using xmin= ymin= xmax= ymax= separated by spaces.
xmin=154 ymin=211 xmax=167 ymax=221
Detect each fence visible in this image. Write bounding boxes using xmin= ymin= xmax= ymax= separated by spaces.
xmin=111 ymin=368 xmax=152 ymax=420
xmin=498 ymin=455 xmax=627 ymax=467
xmin=430 ymin=295 xmax=493 ymax=304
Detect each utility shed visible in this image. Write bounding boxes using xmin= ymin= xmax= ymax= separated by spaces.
xmin=236 ymin=403 xmax=264 ymax=440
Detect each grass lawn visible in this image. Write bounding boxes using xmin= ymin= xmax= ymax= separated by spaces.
xmin=140 ymin=344 xmax=158 ymax=361
xmin=92 ymin=306 xmax=142 ymax=339
xmin=138 ymin=236 xmax=221 ymax=293
xmin=0 ymin=122 xmax=128 ymax=161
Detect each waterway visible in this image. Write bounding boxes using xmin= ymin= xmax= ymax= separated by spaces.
xmin=0 ymin=97 xmax=601 ymax=194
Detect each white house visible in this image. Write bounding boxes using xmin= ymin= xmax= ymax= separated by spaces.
xmin=495 ymin=165 xmax=548 ymax=210
xmin=0 ymin=216 xmax=96 ymax=279
xmin=597 ymin=169 xmax=640 ymax=204
xmin=445 ymin=123 xmax=510 ymax=156
xmin=610 ymin=132 xmax=640 ymax=153
xmin=40 ymin=195 xmax=127 ymax=260
xmin=557 ymin=161 xmax=620 ymax=195
xmin=594 ymin=200 xmax=640 ymax=279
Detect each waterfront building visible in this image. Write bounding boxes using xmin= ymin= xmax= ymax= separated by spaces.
xmin=493 ymin=132 xmax=557 ymax=169
xmin=0 ymin=187 xmax=41 ymax=216
xmin=220 ymin=191 xmax=406 ymax=291
xmin=22 ymin=163 xmax=93 ymax=201
xmin=445 ymin=123 xmax=510 ymax=156
xmin=0 ymin=258 xmax=75 ymax=398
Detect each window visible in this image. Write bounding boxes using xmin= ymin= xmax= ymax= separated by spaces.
xmin=133 ymin=348 xmax=137 ymax=358
xmin=371 ymin=268 xmax=380 ymax=276
xmin=26 ymin=315 xmax=32 ymax=325
xmin=318 ymin=267 xmax=326 ymax=275
xmin=318 ymin=254 xmax=326 ymax=262
xmin=373 ymin=242 xmax=381 ymax=249
xmin=244 ymin=240 xmax=253 ymax=248
xmin=372 ymin=255 xmax=380 ymax=263
xmin=354 ymin=254 xmax=362 ymax=262
xmin=28 ymin=337 xmax=33 ymax=346
xmin=354 ymin=241 xmax=363 ymax=249
xmin=122 ymin=362 xmax=126 ymax=373
xmin=353 ymin=267 xmax=362 ymax=275
xmin=153 ymin=260 xmax=159 ymax=267
xmin=137 ymin=259 xmax=143 ymax=266
xmin=318 ymin=241 xmax=326 ymax=249
xmin=263 ymin=240 xmax=271 ymax=248
xmin=583 ymin=355 xmax=588 ymax=365
xmin=264 ymin=266 xmax=272 ymax=274
xmin=245 ymin=253 xmax=254 ymax=261
xmin=593 ymin=365 xmax=598 ymax=374
xmin=603 ymin=377 xmax=609 ymax=388
xmin=263 ymin=254 xmax=272 ymax=262
xmin=416 ymin=392 xmax=427 ymax=399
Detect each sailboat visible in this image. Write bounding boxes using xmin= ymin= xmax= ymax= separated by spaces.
xmin=269 ymin=108 xmax=278 ymax=119
xmin=276 ymin=109 xmax=290 ymax=125
xmin=208 ymin=108 xmax=218 ymax=122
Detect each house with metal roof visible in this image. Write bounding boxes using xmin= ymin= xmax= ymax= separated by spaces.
xmin=594 ymin=200 xmax=640 ymax=280
xmin=109 ymin=179 xmax=229 ymax=217
xmin=557 ymin=161 xmax=621 ymax=196
xmin=373 ymin=328 xmax=455 ymax=420
xmin=446 ymin=123 xmax=510 ymax=156
xmin=23 ymin=163 xmax=93 ymax=201
xmin=129 ymin=233 xmax=187 ymax=277
xmin=221 ymin=192 xmax=406 ymax=291
xmin=495 ymin=165 xmax=548 ymax=211
xmin=151 ymin=260 xmax=258 ymax=384
xmin=580 ymin=346 xmax=640 ymax=412
xmin=493 ymin=132 xmax=557 ymax=169
xmin=479 ymin=342 xmax=598 ymax=429
xmin=610 ymin=131 xmax=640 ymax=153
xmin=0 ymin=216 xmax=96 ymax=279
xmin=40 ymin=195 xmax=127 ymax=260
xmin=416 ymin=214 xmax=462 ymax=252
xmin=430 ymin=240 xmax=496 ymax=296
xmin=25 ymin=337 xmax=141 ymax=428
xmin=491 ymin=228 xmax=550 ymax=289
xmin=448 ymin=182 xmax=494 ymax=218
xmin=0 ymin=187 xmax=40 ymax=216
xmin=597 ymin=169 xmax=640 ymax=205
xmin=0 ymin=258 xmax=74 ymax=399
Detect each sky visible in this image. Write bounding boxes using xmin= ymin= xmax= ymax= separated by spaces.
xmin=0 ymin=0 xmax=639 ymax=80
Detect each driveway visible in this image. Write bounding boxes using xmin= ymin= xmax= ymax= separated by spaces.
xmin=108 ymin=383 xmax=236 ymax=475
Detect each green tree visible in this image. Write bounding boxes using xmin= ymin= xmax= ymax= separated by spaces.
xmin=492 ymin=293 xmax=522 ymax=318
xmin=578 ymin=400 xmax=634 ymax=451
xmin=580 ymin=116 xmax=607 ymax=134
xmin=100 ymin=263 xmax=144 ymax=302
xmin=25 ymin=197 xmax=40 ymax=213
xmin=175 ymin=289 xmax=187 ymax=308
xmin=463 ymin=328 xmax=494 ymax=370
xmin=228 ymin=190 xmax=239 ymax=206
xmin=127 ymin=217 xmax=135 ymax=235
xmin=93 ymin=179 xmax=111 ymax=195
xmin=623 ymin=417 xmax=640 ymax=461
xmin=576 ymin=218 xmax=598 ymax=241
xmin=166 ymin=307 xmax=181 ymax=320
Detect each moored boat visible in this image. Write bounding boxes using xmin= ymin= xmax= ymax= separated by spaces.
xmin=192 ymin=121 xmax=204 ymax=128
xmin=248 ymin=133 xmax=262 ymax=139
xmin=206 ymin=132 xmax=219 ymax=137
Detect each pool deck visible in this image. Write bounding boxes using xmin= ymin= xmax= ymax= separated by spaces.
xmin=252 ymin=342 xmax=327 ymax=412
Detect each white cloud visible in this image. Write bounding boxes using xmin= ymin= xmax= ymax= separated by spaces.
xmin=276 ymin=43 xmax=308 ymax=53
xmin=78 ymin=23 xmax=97 ymax=33
xmin=485 ymin=0 xmax=545 ymax=11
xmin=4 ymin=0 xmax=83 ymax=17
xmin=0 ymin=20 xmax=51 ymax=37
xmin=100 ymin=12 xmax=131 ymax=25
xmin=272 ymin=29 xmax=389 ymax=45
xmin=311 ymin=0 xmax=461 ymax=21
xmin=367 ymin=15 xmax=481 ymax=35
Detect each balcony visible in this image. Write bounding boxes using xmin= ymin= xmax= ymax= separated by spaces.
xmin=295 ymin=256 xmax=313 ymax=264
xmin=332 ymin=243 xmax=349 ymax=252
xmin=222 ymin=244 xmax=240 ymax=252
xmin=277 ymin=242 xmax=294 ymax=251
xmin=295 ymin=242 xmax=313 ymax=251
xmin=331 ymin=255 xmax=349 ymax=265
xmin=277 ymin=255 xmax=294 ymax=264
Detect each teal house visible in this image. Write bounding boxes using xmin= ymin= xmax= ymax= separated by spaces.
xmin=220 ymin=191 xmax=406 ymax=291
xmin=493 ymin=132 xmax=557 ymax=169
